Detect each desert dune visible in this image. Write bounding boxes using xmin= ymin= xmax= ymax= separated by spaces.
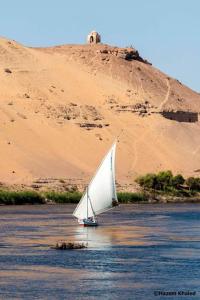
xmin=0 ymin=37 xmax=200 ymax=190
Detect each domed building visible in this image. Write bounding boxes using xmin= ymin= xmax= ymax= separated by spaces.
xmin=87 ymin=31 xmax=101 ymax=44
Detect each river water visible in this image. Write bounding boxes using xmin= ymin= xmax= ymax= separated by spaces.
xmin=0 ymin=204 xmax=200 ymax=300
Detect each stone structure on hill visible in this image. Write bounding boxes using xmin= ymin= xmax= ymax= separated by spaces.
xmin=96 ymin=46 xmax=151 ymax=64
xmin=87 ymin=31 xmax=101 ymax=44
xmin=161 ymin=110 xmax=198 ymax=123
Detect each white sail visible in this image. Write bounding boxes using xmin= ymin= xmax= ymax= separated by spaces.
xmin=73 ymin=141 xmax=118 ymax=220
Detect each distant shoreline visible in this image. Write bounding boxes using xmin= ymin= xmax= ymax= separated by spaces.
xmin=0 ymin=190 xmax=200 ymax=205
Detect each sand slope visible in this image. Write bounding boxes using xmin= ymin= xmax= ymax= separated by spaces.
xmin=0 ymin=37 xmax=200 ymax=189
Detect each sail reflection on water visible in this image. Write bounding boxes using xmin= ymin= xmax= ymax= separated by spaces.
xmin=74 ymin=226 xmax=113 ymax=249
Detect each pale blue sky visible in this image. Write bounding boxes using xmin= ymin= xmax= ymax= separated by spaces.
xmin=0 ymin=0 xmax=199 ymax=91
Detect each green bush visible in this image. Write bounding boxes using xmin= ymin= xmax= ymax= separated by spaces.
xmin=136 ymin=171 xmax=185 ymax=192
xmin=117 ymin=192 xmax=148 ymax=203
xmin=0 ymin=190 xmax=45 ymax=205
xmin=44 ymin=191 xmax=82 ymax=203
xmin=135 ymin=170 xmax=200 ymax=197
xmin=186 ymin=177 xmax=200 ymax=191
xmin=135 ymin=173 xmax=157 ymax=190
xmin=171 ymin=174 xmax=185 ymax=189
xmin=156 ymin=170 xmax=173 ymax=191
xmin=169 ymin=188 xmax=194 ymax=197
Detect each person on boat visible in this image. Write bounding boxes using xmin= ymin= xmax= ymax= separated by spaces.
xmin=112 ymin=199 xmax=119 ymax=207
xmin=82 ymin=216 xmax=94 ymax=223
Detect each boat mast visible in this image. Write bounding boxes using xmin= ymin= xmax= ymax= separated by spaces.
xmin=87 ymin=187 xmax=95 ymax=220
xmin=86 ymin=187 xmax=88 ymax=219
xmin=111 ymin=141 xmax=117 ymax=200
xmin=88 ymin=193 xmax=96 ymax=220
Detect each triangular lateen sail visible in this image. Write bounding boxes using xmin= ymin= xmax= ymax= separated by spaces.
xmin=73 ymin=141 xmax=118 ymax=220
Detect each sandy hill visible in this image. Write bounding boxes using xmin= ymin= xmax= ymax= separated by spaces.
xmin=0 ymin=37 xmax=200 ymax=191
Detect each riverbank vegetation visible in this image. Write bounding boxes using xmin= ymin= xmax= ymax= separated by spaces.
xmin=0 ymin=190 xmax=147 ymax=205
xmin=44 ymin=191 xmax=82 ymax=203
xmin=0 ymin=190 xmax=45 ymax=205
xmin=135 ymin=171 xmax=200 ymax=197
xmin=117 ymin=192 xmax=147 ymax=203
xmin=1 ymin=171 xmax=200 ymax=205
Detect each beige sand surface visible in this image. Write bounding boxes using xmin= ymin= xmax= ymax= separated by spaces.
xmin=0 ymin=37 xmax=199 ymax=189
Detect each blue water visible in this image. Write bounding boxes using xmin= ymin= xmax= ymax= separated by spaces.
xmin=0 ymin=204 xmax=200 ymax=300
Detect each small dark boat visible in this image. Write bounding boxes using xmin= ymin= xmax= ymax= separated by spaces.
xmin=51 ymin=241 xmax=87 ymax=250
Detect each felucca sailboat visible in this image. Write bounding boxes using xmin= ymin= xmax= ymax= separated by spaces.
xmin=73 ymin=141 xmax=118 ymax=226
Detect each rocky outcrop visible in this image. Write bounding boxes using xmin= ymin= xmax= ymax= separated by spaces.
xmin=161 ymin=110 xmax=198 ymax=123
xmin=97 ymin=46 xmax=151 ymax=64
xmin=78 ymin=123 xmax=110 ymax=130
xmin=108 ymin=100 xmax=156 ymax=117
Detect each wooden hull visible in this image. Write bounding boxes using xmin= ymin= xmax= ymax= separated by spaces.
xmin=78 ymin=219 xmax=98 ymax=226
